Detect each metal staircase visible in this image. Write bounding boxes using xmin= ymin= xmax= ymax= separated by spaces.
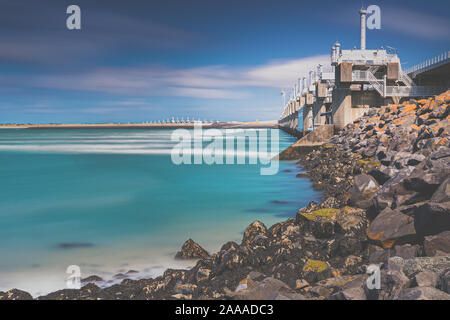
xmin=399 ymin=70 xmax=415 ymax=87
xmin=352 ymin=69 xmax=442 ymax=98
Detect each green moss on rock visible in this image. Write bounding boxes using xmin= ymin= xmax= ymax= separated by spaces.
xmin=357 ymin=159 xmax=381 ymax=167
xmin=300 ymin=208 xmax=340 ymax=221
xmin=303 ymin=259 xmax=329 ymax=273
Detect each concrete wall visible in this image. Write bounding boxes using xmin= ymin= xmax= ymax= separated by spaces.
xmin=313 ymin=99 xmax=327 ymax=127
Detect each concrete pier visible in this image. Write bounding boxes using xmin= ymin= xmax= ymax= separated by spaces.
xmin=278 ymin=7 xmax=449 ymax=137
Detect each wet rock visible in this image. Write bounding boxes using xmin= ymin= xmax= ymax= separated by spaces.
xmin=38 ymin=283 xmax=102 ymax=300
xmin=302 ymin=259 xmax=332 ymax=284
xmin=173 ymin=282 xmax=198 ymax=298
xmin=175 ymin=239 xmax=210 ymax=260
xmin=126 ymin=270 xmax=138 ymax=275
xmin=424 ymin=231 xmax=450 ymax=256
xmin=241 ymin=221 xmax=267 ymax=245
xmin=81 ymin=275 xmax=104 ymax=283
xmin=0 ymin=289 xmax=33 ymax=300
xmin=398 ymin=286 xmax=450 ymax=300
xmin=296 ymin=208 xmax=342 ymax=238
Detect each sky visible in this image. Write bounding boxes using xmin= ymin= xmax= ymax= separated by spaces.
xmin=0 ymin=0 xmax=449 ymax=123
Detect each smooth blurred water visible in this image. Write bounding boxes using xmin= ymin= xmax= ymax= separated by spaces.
xmin=0 ymin=128 xmax=320 ymax=296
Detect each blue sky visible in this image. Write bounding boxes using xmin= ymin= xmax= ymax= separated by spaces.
xmin=0 ymin=0 xmax=449 ymax=123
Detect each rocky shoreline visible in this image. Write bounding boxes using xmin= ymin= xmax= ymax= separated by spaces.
xmin=1 ymin=91 xmax=449 ymax=300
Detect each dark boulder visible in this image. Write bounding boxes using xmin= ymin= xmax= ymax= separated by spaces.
xmin=367 ymin=207 xmax=416 ymax=248
xmin=413 ymin=202 xmax=450 ymax=237
xmin=0 ymin=289 xmax=33 ymax=300
xmin=81 ymin=275 xmax=104 ymax=283
xmin=241 ymin=221 xmax=267 ymax=245
xmin=175 ymin=239 xmax=210 ymax=260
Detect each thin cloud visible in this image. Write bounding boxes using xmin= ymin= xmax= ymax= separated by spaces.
xmin=29 ymin=55 xmax=329 ymax=99
xmin=382 ymin=7 xmax=450 ymax=40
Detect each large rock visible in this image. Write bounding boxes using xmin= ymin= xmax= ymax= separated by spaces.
xmin=229 ymin=276 xmax=305 ymax=300
xmin=296 ymin=206 xmax=367 ymax=241
xmin=431 ymin=177 xmax=450 ymax=203
xmin=377 ymin=257 xmax=411 ymax=300
xmin=414 ymin=270 xmax=439 ymax=287
xmin=372 ymin=167 xmax=415 ymax=212
xmin=367 ymin=207 xmax=416 ymax=248
xmin=301 ymin=259 xmax=332 ymax=284
xmin=241 ymin=221 xmax=267 ymax=245
xmin=390 ymin=255 xmax=450 ymax=279
xmin=404 ymin=147 xmax=450 ymax=196
xmin=349 ymin=174 xmax=379 ymax=209
xmin=393 ymin=244 xmax=421 ymax=259
xmin=424 ymin=231 xmax=450 ymax=256
xmin=398 ymin=286 xmax=450 ymax=300
xmin=328 ymin=274 xmax=368 ymax=300
xmin=175 ymin=239 xmax=210 ymax=260
xmin=413 ymin=202 xmax=450 ymax=237
xmin=0 ymin=289 xmax=33 ymax=300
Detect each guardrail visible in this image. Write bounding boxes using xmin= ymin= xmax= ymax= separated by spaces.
xmin=404 ymin=51 xmax=450 ymax=75
xmin=385 ymin=86 xmax=445 ymax=97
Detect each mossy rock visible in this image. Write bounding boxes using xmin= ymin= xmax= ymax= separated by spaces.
xmin=300 ymin=208 xmax=340 ymax=221
xmin=303 ymin=259 xmax=329 ymax=273
xmin=357 ymin=159 xmax=381 ymax=167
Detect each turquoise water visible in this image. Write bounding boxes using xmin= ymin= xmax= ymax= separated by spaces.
xmin=0 ymin=128 xmax=320 ymax=296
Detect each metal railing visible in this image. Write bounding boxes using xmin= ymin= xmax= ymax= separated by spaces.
xmin=385 ymin=86 xmax=445 ymax=97
xmin=404 ymin=50 xmax=450 ymax=75
xmin=400 ymin=71 xmax=415 ymax=87
xmin=352 ymin=70 xmax=384 ymax=95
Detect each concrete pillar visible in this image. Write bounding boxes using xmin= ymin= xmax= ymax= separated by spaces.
xmin=313 ymin=99 xmax=327 ymax=127
xmin=303 ymin=105 xmax=313 ymax=134
xmin=331 ymin=89 xmax=352 ymax=130
xmin=360 ymin=9 xmax=367 ymax=50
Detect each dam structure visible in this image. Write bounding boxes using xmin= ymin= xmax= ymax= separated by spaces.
xmin=279 ymin=7 xmax=450 ymax=138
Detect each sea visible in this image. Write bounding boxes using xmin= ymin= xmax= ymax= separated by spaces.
xmin=0 ymin=128 xmax=320 ymax=296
